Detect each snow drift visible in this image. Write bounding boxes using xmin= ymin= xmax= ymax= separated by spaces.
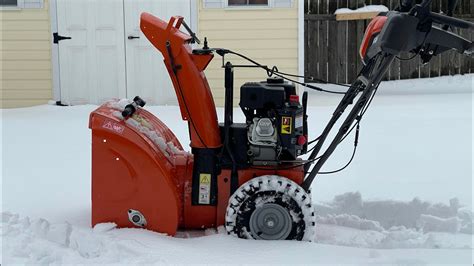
xmin=313 ymin=192 xmax=472 ymax=248
xmin=2 ymin=192 xmax=472 ymax=264
xmin=315 ymin=192 xmax=472 ymax=234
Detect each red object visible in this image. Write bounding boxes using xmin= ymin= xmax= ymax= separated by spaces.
xmin=89 ymin=105 xmax=189 ymax=235
xmin=290 ymin=94 xmax=300 ymax=103
xmin=359 ymin=15 xmax=388 ymax=62
xmin=89 ymin=13 xmax=306 ymax=236
xmin=140 ymin=14 xmax=221 ymax=149
xmin=298 ymin=135 xmax=307 ymax=146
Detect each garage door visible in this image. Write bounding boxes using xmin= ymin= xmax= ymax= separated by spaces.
xmin=56 ymin=0 xmax=191 ymax=105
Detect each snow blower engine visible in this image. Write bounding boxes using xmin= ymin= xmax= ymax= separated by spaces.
xmin=89 ymin=0 xmax=473 ymax=241
xmin=228 ymin=78 xmax=307 ymax=166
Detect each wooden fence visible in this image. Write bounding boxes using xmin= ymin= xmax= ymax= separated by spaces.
xmin=304 ymin=0 xmax=473 ymax=83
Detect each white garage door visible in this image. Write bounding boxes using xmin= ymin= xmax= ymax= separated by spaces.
xmin=56 ymin=0 xmax=191 ymax=105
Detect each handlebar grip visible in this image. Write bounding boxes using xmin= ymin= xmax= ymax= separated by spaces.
xmin=430 ymin=13 xmax=474 ymax=29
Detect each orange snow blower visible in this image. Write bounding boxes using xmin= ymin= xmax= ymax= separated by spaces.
xmin=89 ymin=0 xmax=472 ymax=241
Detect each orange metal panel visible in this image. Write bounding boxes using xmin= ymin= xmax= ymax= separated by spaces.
xmin=360 ymin=16 xmax=388 ymax=60
xmin=90 ymin=102 xmax=190 ymax=236
xmin=140 ymin=13 xmax=222 ymax=149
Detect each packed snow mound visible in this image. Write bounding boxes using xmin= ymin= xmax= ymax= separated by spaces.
xmin=314 ymin=192 xmax=472 ymax=235
xmin=315 ymin=223 xmax=472 ymax=249
xmin=3 ymin=212 xmax=472 ymax=265
xmin=335 ymin=5 xmax=388 ymax=14
xmin=1 ymin=212 xmax=155 ymax=264
xmin=3 ymin=210 xmax=471 ymax=265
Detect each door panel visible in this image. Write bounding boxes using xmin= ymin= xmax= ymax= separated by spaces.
xmin=124 ymin=0 xmax=191 ymax=105
xmin=57 ymin=0 xmax=126 ymax=105
xmin=56 ymin=0 xmax=192 ymax=105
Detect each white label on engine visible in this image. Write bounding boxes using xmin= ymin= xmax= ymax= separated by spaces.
xmin=199 ymin=173 xmax=211 ymax=204
xmin=295 ymin=114 xmax=303 ymax=128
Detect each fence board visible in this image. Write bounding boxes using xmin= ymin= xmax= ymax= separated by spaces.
xmin=399 ymin=54 xmax=409 ymax=79
xmin=304 ymin=2 xmax=473 ymax=83
xmin=399 ymin=53 xmax=419 ymax=79
xmin=319 ymin=20 xmax=329 ymax=81
xmin=336 ymin=21 xmax=348 ymax=83
xmin=314 ymin=20 xmax=321 ymax=79
xmin=347 ymin=20 xmax=359 ymax=82
xmin=304 ymin=18 xmax=310 ymax=78
xmin=389 ymin=0 xmax=398 ymax=10
xmin=407 ymin=52 xmax=419 ymax=79
xmin=319 ymin=0 xmax=327 ymax=14
xmin=471 ymin=0 xmax=474 ymax=17
xmin=328 ymin=0 xmax=338 ymax=14
xmin=356 ymin=20 xmax=365 ymax=71
xmin=430 ymin=54 xmax=441 ymax=77
xmin=432 ymin=0 xmax=441 ymax=13
xmin=470 ymin=23 xmax=474 ymax=74
xmin=440 ymin=51 xmax=451 ymax=76
xmin=309 ymin=0 xmax=317 ymax=14
xmin=328 ymin=20 xmax=338 ymax=82
xmin=306 ymin=20 xmax=319 ymax=79
xmin=337 ymin=0 xmax=346 ymax=8
xmin=450 ymin=29 xmax=461 ymax=75
xmin=379 ymin=0 xmax=389 ymax=7
xmin=419 ymin=61 xmax=430 ymax=78
xmin=459 ymin=24 xmax=470 ymax=74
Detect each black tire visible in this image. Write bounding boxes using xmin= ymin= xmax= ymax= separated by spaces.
xmin=225 ymin=175 xmax=316 ymax=241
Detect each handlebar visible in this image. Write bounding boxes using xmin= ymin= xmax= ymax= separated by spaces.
xmin=407 ymin=0 xmax=473 ymax=30
xmin=430 ymin=12 xmax=474 ymax=29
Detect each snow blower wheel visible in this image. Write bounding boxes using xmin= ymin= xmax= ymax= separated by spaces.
xmin=225 ymin=176 xmax=316 ymax=241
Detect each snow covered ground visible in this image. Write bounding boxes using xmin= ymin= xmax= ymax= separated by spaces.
xmin=1 ymin=75 xmax=473 ymax=264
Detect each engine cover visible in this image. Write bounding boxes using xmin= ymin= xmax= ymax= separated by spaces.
xmin=240 ymin=78 xmax=307 ymax=165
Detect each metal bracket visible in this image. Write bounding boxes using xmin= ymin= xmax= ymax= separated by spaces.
xmin=53 ymin=32 xmax=71 ymax=44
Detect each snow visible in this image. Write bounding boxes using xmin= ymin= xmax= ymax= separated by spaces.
xmin=335 ymin=5 xmax=389 ymax=15
xmin=1 ymin=74 xmax=473 ymax=264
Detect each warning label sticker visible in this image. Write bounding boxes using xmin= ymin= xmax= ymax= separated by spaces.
xmin=281 ymin=116 xmax=292 ymax=134
xmin=295 ymin=114 xmax=303 ymax=129
xmin=102 ymin=121 xmax=125 ymax=134
xmin=198 ymin=173 xmax=211 ymax=204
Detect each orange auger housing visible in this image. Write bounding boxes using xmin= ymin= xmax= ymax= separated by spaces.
xmin=89 ymin=13 xmax=223 ymax=235
xmin=89 ymin=103 xmax=190 ymax=235
xmin=89 ymin=13 xmax=304 ymax=236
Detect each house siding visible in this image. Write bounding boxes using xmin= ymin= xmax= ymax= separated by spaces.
xmin=198 ymin=0 xmax=298 ymax=106
xmin=1 ymin=0 xmax=52 ymax=108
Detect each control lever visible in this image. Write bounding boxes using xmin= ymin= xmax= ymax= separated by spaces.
xmin=122 ymin=96 xmax=146 ymax=118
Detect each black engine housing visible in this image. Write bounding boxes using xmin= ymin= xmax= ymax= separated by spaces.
xmin=235 ymin=78 xmax=307 ymax=165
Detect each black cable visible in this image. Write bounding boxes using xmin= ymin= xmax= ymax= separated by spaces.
xmin=319 ymin=144 xmax=357 ymax=174
xmin=304 ymin=81 xmax=377 ymax=174
xmin=339 ymin=86 xmax=378 ymax=143
xmin=396 ymin=52 xmax=419 ymax=61
xmin=312 ymin=120 xmax=360 ymax=175
xmin=308 ymin=135 xmax=322 ymax=145
xmin=224 ymin=50 xmax=351 ymax=93
xmin=267 ymin=68 xmax=351 ymax=88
